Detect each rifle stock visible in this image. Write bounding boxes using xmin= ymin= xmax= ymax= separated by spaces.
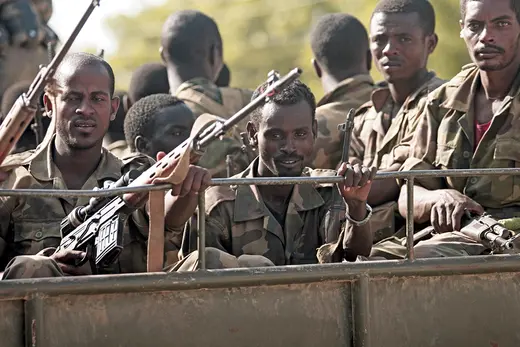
xmin=0 ymin=0 xmax=101 ymax=164
xmin=56 ymin=67 xmax=303 ymax=270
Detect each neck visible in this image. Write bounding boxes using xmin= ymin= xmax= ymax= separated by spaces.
xmin=166 ymin=65 xmax=211 ymax=93
xmin=321 ymin=69 xmax=367 ymax=95
xmin=103 ymin=133 xmax=125 ymax=147
xmin=479 ymin=61 xmax=520 ymax=100
xmin=256 ymin=162 xmax=294 ymax=201
xmin=53 ymin=137 xmax=102 ymax=187
xmin=388 ymin=68 xmax=430 ymax=105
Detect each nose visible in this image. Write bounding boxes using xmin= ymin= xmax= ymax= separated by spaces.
xmin=280 ymin=136 xmax=296 ymax=154
xmin=382 ymin=38 xmax=399 ymax=56
xmin=75 ymin=99 xmax=95 ymax=117
xmin=479 ymin=26 xmax=496 ymax=44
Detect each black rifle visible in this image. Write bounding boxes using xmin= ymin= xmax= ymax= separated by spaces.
xmin=337 ymin=108 xmax=355 ymax=165
xmin=56 ymin=68 xmax=303 ymax=271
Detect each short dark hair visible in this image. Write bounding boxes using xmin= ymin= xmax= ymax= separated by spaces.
xmin=47 ymin=52 xmax=116 ymax=97
xmin=128 ymin=63 xmax=170 ymax=104
xmin=124 ymin=93 xmax=186 ymax=151
xmin=250 ymin=79 xmax=316 ymax=125
xmin=372 ymin=0 xmax=436 ymax=36
xmin=310 ymin=13 xmax=369 ymax=73
xmin=161 ymin=10 xmax=222 ymax=66
xmin=460 ymin=0 xmax=520 ymax=24
xmin=215 ymin=63 xmax=230 ymax=87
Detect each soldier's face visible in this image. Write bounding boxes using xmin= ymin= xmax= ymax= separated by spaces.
xmin=51 ymin=65 xmax=118 ymax=150
xmin=370 ymin=12 xmax=436 ymax=83
xmin=252 ymin=100 xmax=316 ymax=177
xmin=461 ymin=0 xmax=520 ymax=71
xmin=140 ymin=104 xmax=194 ymax=157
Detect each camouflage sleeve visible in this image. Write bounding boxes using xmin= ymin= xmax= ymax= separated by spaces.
xmin=316 ymin=187 xmax=372 ymax=263
xmin=399 ymin=101 xmax=446 ymax=190
xmin=388 ymin=98 xmax=429 ymax=169
xmin=0 ymin=170 xmax=20 ymax=267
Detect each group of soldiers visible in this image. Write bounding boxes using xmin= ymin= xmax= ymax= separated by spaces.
xmin=0 ymin=0 xmax=517 ymax=279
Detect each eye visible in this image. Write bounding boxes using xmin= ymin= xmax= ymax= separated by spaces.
xmin=497 ymin=20 xmax=511 ymax=28
xmin=467 ymin=22 xmax=481 ymax=31
xmin=399 ymin=36 xmax=412 ymax=43
xmin=295 ymin=130 xmax=308 ymax=138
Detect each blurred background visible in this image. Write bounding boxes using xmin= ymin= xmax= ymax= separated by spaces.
xmin=49 ymin=0 xmax=470 ymax=99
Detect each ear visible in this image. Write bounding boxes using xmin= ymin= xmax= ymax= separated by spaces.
xmin=159 ymin=46 xmax=166 ymax=63
xmin=209 ymin=43 xmax=223 ymax=80
xmin=134 ymin=135 xmax=149 ymax=155
xmin=312 ymin=58 xmax=322 ymax=78
xmin=312 ymin=119 xmax=318 ymax=139
xmin=43 ymin=93 xmax=54 ymax=118
xmin=366 ymin=50 xmax=372 ymax=72
xmin=426 ymin=33 xmax=439 ymax=54
xmin=246 ymin=121 xmax=258 ymax=146
xmin=459 ymin=20 xmax=464 ymax=38
xmin=110 ymin=95 xmax=120 ymax=120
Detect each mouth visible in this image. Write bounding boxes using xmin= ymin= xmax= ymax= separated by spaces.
xmin=276 ymin=158 xmax=302 ymax=168
xmin=73 ymin=121 xmax=96 ymax=134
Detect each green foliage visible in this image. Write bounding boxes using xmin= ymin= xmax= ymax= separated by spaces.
xmin=105 ymin=0 xmax=471 ymax=100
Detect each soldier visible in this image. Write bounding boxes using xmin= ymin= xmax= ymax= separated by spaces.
xmin=172 ymin=80 xmax=377 ymax=271
xmin=127 ymin=62 xmax=170 ymax=105
xmin=387 ymin=0 xmax=520 ymax=258
xmin=309 ymin=13 xmax=375 ymax=170
xmin=0 ymin=52 xmax=210 ymax=279
xmin=350 ymin=0 xmax=445 ymax=245
xmin=103 ymin=90 xmax=132 ymax=159
xmin=124 ymin=93 xmax=194 ymax=158
xmin=0 ymin=0 xmax=57 ymax=100
xmin=160 ymin=10 xmax=252 ymax=177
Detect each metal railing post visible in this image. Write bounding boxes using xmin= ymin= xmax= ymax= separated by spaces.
xmin=406 ymin=177 xmax=415 ymax=260
xmin=197 ymin=193 xmax=206 ymax=270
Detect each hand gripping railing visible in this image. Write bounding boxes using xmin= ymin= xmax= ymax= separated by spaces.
xmin=1 ymin=167 xmax=520 ymax=270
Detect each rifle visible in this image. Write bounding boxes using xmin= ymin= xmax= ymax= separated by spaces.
xmin=404 ymin=211 xmax=520 ymax=254
xmin=56 ymin=67 xmax=303 ymax=272
xmin=337 ymin=108 xmax=355 ymax=165
xmin=0 ymin=0 xmax=101 ymax=164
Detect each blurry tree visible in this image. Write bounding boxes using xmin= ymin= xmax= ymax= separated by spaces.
xmin=105 ymin=0 xmax=471 ymax=99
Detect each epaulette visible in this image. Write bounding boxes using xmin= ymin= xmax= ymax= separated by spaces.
xmin=303 ymin=167 xmax=337 ymax=187
xmin=0 ymin=150 xmax=36 ymax=171
xmin=204 ymin=185 xmax=236 ymax=214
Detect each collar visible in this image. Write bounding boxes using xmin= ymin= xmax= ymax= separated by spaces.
xmin=317 ymin=74 xmax=375 ymax=107
xmin=233 ymin=158 xmax=325 ymax=222
xmin=28 ymin=134 xmax=122 ymax=185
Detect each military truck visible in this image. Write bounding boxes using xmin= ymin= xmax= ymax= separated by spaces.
xmin=1 ymin=168 xmax=519 ymax=347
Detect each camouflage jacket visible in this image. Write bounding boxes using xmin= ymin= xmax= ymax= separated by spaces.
xmin=0 ymin=136 xmax=157 ymax=273
xmin=175 ymin=77 xmax=253 ymax=178
xmin=311 ymin=74 xmax=375 ymax=169
xmin=402 ymin=64 xmax=520 ymax=216
xmin=350 ymin=72 xmax=445 ymax=169
xmin=105 ymin=139 xmax=132 ymax=160
xmin=180 ymin=158 xmax=372 ymax=265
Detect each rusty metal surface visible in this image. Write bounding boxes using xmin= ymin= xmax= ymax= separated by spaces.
xmin=33 ymin=282 xmax=351 ymax=347
xmin=0 ymin=300 xmax=23 ymax=347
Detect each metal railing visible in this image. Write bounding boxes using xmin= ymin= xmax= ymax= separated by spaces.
xmin=1 ymin=167 xmax=520 ymax=271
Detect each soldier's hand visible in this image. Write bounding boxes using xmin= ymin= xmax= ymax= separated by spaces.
xmin=50 ymin=249 xmax=92 ymax=276
xmin=431 ymin=189 xmax=484 ymax=233
xmin=337 ymin=162 xmax=377 ymax=202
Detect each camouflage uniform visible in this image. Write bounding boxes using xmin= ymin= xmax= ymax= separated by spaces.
xmin=374 ymin=64 xmax=520 ymax=258
xmin=105 ymin=139 xmax=132 ymax=159
xmin=0 ymin=135 xmax=165 ymax=276
xmin=175 ymin=77 xmax=253 ymax=178
xmin=0 ymin=0 xmax=57 ymax=99
xmin=347 ymin=72 xmax=445 ymax=244
xmin=170 ymin=158 xmax=372 ymax=271
xmin=311 ymin=74 xmax=375 ymax=170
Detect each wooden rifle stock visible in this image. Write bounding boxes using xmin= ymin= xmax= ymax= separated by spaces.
xmin=0 ymin=0 xmax=101 ymax=164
